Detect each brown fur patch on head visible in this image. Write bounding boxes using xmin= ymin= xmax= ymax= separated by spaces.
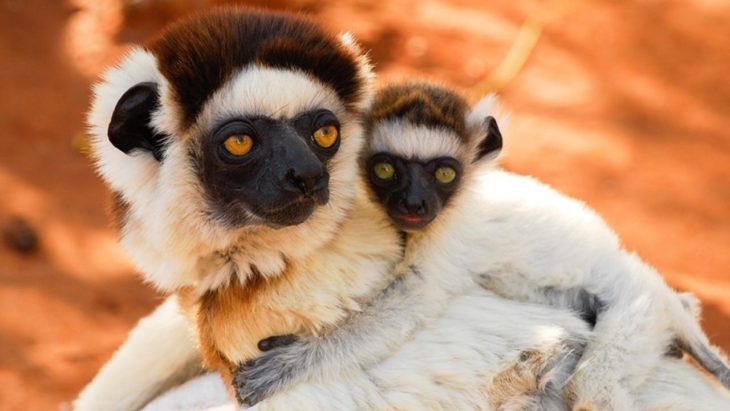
xmin=367 ymin=82 xmax=470 ymax=140
xmin=146 ymin=7 xmax=366 ymax=128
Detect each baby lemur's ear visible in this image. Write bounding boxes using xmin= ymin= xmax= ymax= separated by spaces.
xmin=465 ymin=94 xmax=506 ymax=164
xmin=475 ymin=116 xmax=502 ymax=162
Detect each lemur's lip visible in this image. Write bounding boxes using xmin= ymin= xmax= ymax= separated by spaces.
xmin=401 ymin=215 xmax=423 ymax=225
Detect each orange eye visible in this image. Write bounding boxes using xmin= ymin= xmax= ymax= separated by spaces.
xmin=313 ymin=125 xmax=339 ymax=148
xmin=223 ymin=134 xmax=253 ymax=156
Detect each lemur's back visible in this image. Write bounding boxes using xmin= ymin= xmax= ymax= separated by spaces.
xmin=440 ymin=168 xmax=730 ymax=407
xmin=447 ymin=169 xmax=622 ymax=293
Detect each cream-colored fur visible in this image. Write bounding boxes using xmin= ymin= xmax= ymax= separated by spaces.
xmin=144 ymin=361 xmax=730 ymax=411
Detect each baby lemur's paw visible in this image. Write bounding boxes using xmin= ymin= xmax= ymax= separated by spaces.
xmin=233 ymin=334 xmax=314 ymax=406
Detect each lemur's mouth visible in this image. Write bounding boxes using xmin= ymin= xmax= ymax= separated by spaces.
xmin=402 ymin=215 xmax=423 ymax=226
xmin=254 ymin=197 xmax=317 ymax=228
xmin=394 ymin=213 xmax=436 ymax=232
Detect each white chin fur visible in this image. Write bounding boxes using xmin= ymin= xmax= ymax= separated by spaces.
xmin=90 ymin=53 xmax=364 ymax=292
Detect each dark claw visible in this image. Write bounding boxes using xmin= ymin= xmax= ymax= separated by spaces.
xmin=233 ymin=361 xmax=261 ymax=406
xmin=258 ymin=334 xmax=298 ymax=352
xmin=234 ymin=336 xmax=309 ymax=406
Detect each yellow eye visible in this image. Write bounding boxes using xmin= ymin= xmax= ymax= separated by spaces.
xmin=313 ymin=125 xmax=339 ymax=148
xmin=434 ymin=166 xmax=457 ymax=184
xmin=223 ymin=134 xmax=253 ymax=156
xmin=373 ymin=162 xmax=395 ymax=180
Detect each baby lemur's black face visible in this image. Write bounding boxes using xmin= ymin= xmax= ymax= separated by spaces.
xmin=367 ymin=153 xmax=461 ymax=231
xmin=199 ymin=110 xmax=341 ymax=227
xmin=363 ymin=83 xmax=504 ymax=233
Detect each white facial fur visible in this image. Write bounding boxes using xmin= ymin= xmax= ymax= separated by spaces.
xmin=369 ymin=119 xmax=467 ymax=161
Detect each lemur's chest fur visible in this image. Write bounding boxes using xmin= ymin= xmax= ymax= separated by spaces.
xmin=178 ymin=198 xmax=402 ymax=388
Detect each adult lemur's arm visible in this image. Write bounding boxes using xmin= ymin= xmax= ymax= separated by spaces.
xmin=74 ymin=296 xmax=202 ymax=411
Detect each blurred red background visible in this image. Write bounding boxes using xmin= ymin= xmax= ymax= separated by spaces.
xmin=1 ymin=0 xmax=728 ymax=409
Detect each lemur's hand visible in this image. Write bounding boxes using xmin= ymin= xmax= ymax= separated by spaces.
xmin=234 ymin=334 xmax=318 ymax=406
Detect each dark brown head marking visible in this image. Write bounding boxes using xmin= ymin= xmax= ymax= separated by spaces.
xmin=367 ymin=82 xmax=469 ymax=140
xmin=146 ymin=8 xmax=366 ymax=128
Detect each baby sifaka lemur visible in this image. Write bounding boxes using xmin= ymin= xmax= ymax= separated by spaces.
xmin=234 ymin=82 xmax=730 ymax=411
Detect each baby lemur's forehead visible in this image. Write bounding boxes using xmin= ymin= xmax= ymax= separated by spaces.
xmin=368 ymin=83 xmax=469 ymax=139
xmin=146 ymin=8 xmax=365 ymax=128
xmin=366 ymin=83 xmax=471 ymax=161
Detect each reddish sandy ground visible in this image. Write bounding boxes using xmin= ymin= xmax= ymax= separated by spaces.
xmin=0 ymin=0 xmax=728 ymax=409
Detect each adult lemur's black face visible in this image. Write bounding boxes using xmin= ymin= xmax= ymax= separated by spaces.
xmin=199 ymin=110 xmax=341 ymax=227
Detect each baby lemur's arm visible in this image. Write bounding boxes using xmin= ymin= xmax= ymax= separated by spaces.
xmin=234 ymin=263 xmax=586 ymax=409
xmin=234 ymin=264 xmax=456 ymax=405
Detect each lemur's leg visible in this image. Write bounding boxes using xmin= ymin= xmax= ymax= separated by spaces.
xmin=569 ymin=293 xmax=673 ymax=411
xmin=74 ymin=296 xmax=202 ymax=411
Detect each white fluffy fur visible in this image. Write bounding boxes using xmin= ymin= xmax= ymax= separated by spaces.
xmin=89 ymin=48 xmax=164 ymax=201
xmin=362 ymin=92 xmax=730 ymax=407
xmin=146 ymin=362 xmax=730 ymax=411
xmin=369 ymin=120 xmax=466 ymax=161
xmin=444 ymin=169 xmax=730 ymax=409
xmin=143 ymin=373 xmax=233 ymax=411
xmin=145 ymin=294 xmax=730 ymax=411
xmin=197 ymin=67 xmax=346 ymax=130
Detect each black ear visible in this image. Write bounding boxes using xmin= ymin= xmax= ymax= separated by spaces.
xmin=108 ymin=82 xmax=167 ymax=161
xmin=473 ymin=116 xmax=503 ymax=163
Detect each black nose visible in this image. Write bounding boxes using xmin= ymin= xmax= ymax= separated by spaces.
xmin=285 ymin=166 xmax=329 ymax=196
xmin=400 ymin=194 xmax=427 ymax=215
